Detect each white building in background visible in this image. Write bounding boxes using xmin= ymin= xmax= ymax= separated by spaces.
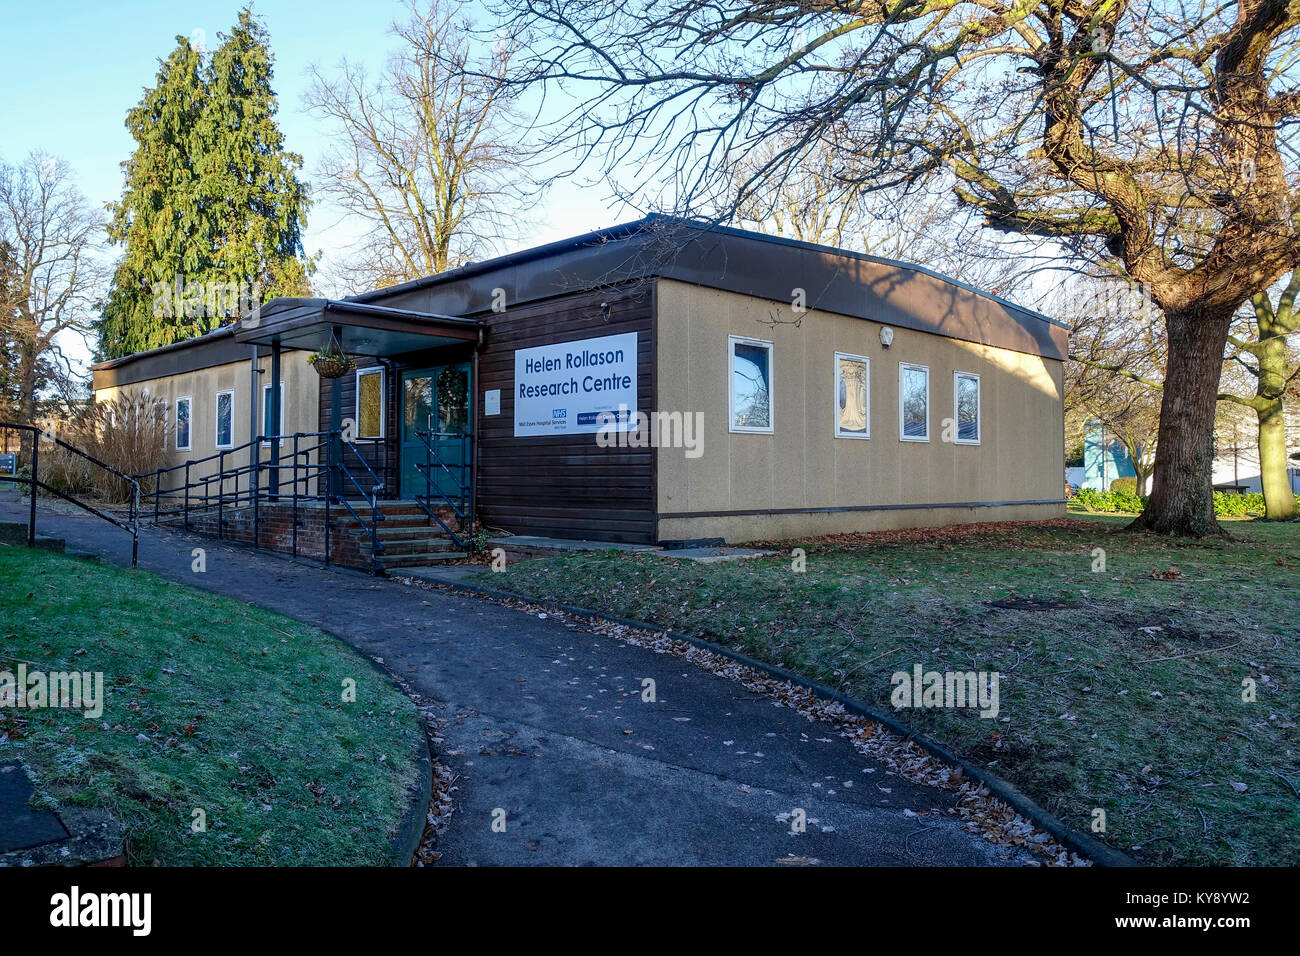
xmin=1212 ymin=406 xmax=1300 ymax=493
xmin=1076 ymin=407 xmax=1300 ymax=495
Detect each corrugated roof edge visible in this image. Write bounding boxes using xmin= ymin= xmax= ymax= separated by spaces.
xmin=93 ymin=215 xmax=1065 ymax=372
xmin=346 ymin=213 xmax=1067 ymax=331
xmin=90 ymin=324 xmax=237 ymax=371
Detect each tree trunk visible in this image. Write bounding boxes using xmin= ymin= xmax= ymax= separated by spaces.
xmin=1255 ymin=331 xmax=1295 ymax=520
xmin=1132 ymin=458 xmax=1151 ymax=498
xmin=1256 ymin=400 xmax=1295 ymax=521
xmin=1129 ymin=305 xmax=1234 ymax=536
xmin=15 ymin=343 xmax=39 ymax=464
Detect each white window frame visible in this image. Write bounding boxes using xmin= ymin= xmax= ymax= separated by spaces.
xmin=954 ymin=371 xmax=982 ymax=445
xmin=175 ymin=396 xmax=192 ymax=452
xmin=215 ymin=389 xmax=235 ymax=450
xmin=898 ymin=362 xmax=930 ymax=443
xmin=833 ymin=352 xmax=871 ymax=440
xmin=355 ymin=367 xmax=385 ymax=439
xmin=728 ymin=334 xmax=775 ymax=435
xmin=261 ymin=381 xmax=286 ymax=446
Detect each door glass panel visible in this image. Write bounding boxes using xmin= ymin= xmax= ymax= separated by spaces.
xmin=401 ymin=365 xmax=470 ymax=498
xmin=403 ymin=376 xmax=433 ymax=440
xmin=437 ymin=366 xmax=469 ymax=433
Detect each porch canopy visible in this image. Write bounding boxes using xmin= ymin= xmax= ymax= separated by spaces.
xmin=235 ymin=297 xmax=483 ymax=498
xmin=235 ymin=296 xmax=482 ymax=354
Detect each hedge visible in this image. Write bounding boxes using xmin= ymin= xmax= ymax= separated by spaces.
xmin=1072 ymin=487 xmax=1300 ymax=517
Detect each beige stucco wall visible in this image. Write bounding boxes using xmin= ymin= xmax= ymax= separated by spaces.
xmin=93 ymin=351 xmax=320 ymax=488
xmin=654 ymin=279 xmax=1065 ymax=542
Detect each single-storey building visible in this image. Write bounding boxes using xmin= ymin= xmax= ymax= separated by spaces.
xmin=92 ymin=215 xmax=1067 ymax=555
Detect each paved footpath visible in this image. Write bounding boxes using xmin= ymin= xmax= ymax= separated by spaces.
xmin=0 ymin=497 xmax=1034 ymax=866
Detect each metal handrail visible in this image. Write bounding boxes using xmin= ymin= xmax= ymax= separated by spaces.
xmin=413 ymin=428 xmax=473 ymax=551
xmin=0 ymin=422 xmax=140 ymax=567
xmin=133 ymin=430 xmax=387 ymax=573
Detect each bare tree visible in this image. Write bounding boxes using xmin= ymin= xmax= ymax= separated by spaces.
xmin=1067 ymin=271 xmax=1299 ymax=515
xmin=1065 ymin=281 xmax=1165 ymax=494
xmin=0 ymin=153 xmax=104 ymax=456
xmin=306 ymin=0 xmax=533 ymax=292
xmin=494 ymin=0 xmax=1300 ymax=536
xmin=729 ymin=135 xmax=1030 ymax=293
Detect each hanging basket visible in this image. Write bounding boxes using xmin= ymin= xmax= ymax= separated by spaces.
xmin=311 ymin=356 xmax=354 ymax=379
xmin=308 ymin=341 xmax=357 ymax=380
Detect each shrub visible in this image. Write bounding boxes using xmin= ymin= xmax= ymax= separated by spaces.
xmin=1109 ymin=488 xmax=1145 ymax=513
xmin=1074 ymin=487 xmax=1110 ymax=512
xmin=1212 ymin=491 xmax=1271 ymax=518
xmin=1074 ymin=486 xmax=1144 ymax=514
xmin=1110 ymin=477 xmax=1138 ymax=495
xmin=36 ymin=445 xmax=95 ymax=497
xmin=55 ymin=395 xmax=170 ymax=503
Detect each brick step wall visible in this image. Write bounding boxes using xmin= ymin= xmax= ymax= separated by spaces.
xmin=161 ymin=500 xmax=473 ymax=572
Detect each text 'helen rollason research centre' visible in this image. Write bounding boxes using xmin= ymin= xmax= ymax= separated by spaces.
xmin=92 ymin=216 xmax=1068 ymax=565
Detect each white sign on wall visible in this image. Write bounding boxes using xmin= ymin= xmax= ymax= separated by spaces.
xmin=514 ymin=332 xmax=638 ymax=437
xmin=483 ymin=389 xmax=501 ymax=416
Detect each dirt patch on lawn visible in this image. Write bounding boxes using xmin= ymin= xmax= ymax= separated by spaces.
xmin=986 ymin=597 xmax=1082 ymax=612
xmin=769 ymin=518 xmax=1099 ymax=553
xmin=1106 ymin=612 xmax=1210 ymax=648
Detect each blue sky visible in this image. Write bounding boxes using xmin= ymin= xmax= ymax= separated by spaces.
xmin=1 ymin=0 xmax=628 ymax=371
xmin=0 ymin=0 xmax=624 ymax=285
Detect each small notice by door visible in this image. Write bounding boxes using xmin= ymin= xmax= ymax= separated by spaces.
xmin=514 ymin=332 xmax=637 ymax=436
xmin=483 ymin=389 xmax=501 ymax=416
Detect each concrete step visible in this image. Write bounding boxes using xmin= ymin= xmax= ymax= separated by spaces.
xmin=368 ymin=537 xmax=461 ymax=557
xmin=0 ymin=521 xmax=66 ymax=554
xmin=371 ymin=526 xmax=462 ymax=542
xmin=337 ymin=513 xmax=436 ymax=529
xmin=376 ymin=550 xmax=468 ymax=567
xmin=336 ymin=500 xmax=443 ymax=517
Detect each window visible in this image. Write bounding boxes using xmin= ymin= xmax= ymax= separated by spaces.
xmin=729 ymin=335 xmax=773 ymax=433
xmin=834 ymin=353 xmax=870 ymax=439
xmin=356 ymin=368 xmax=384 ymax=439
xmin=954 ymin=371 xmax=981 ymax=444
xmin=262 ymin=382 xmax=286 ymax=445
xmin=899 ymin=363 xmax=929 ymax=441
xmin=215 ymin=390 xmax=234 ymax=449
xmin=175 ymin=397 xmax=192 ymax=451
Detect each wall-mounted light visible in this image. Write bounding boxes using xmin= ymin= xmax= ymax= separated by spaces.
xmin=879 ymin=326 xmax=895 ymax=349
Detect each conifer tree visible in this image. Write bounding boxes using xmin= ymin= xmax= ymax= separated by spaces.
xmin=98 ymin=8 xmax=310 ymax=360
xmin=99 ymin=38 xmax=209 ymax=358
xmin=199 ymin=8 xmax=310 ymax=302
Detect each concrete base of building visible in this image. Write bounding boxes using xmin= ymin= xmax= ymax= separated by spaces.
xmin=655 ymin=500 xmax=1068 ymax=544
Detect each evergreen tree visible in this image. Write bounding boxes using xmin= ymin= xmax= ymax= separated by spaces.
xmin=199 ymin=8 xmax=311 ymax=302
xmin=99 ymin=38 xmax=209 ymax=359
xmin=98 ymin=8 xmax=311 ymax=360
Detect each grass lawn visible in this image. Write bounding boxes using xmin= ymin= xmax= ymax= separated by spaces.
xmin=0 ymin=545 xmax=423 ymax=865
xmin=477 ymin=509 xmax=1300 ymax=866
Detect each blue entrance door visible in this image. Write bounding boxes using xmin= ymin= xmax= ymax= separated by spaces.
xmin=400 ymin=364 xmax=470 ymax=499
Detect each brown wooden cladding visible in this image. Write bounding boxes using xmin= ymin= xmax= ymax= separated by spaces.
xmin=316 ymin=282 xmax=655 ymax=542
xmin=316 ymin=357 xmax=393 ymax=496
xmin=475 ymin=283 xmax=655 ymax=543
